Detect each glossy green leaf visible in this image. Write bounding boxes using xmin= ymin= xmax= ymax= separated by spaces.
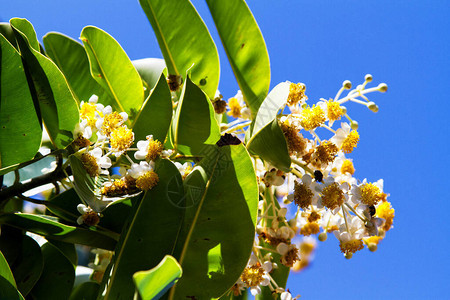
xmin=0 ymin=250 xmax=16 ymax=288
xmin=43 ymin=32 xmax=112 ymax=104
xmin=139 ymin=0 xmax=219 ymax=99
xmin=7 ymin=235 xmax=43 ymax=297
xmin=206 ymin=0 xmax=270 ymax=116
xmin=0 ymin=213 xmax=117 ymax=250
xmin=133 ymin=58 xmax=166 ymax=92
xmin=10 ymin=18 xmax=79 ymax=149
xmin=169 ymin=144 xmax=258 ymax=299
xmin=0 ymin=23 xmax=17 ymax=47
xmin=173 ymin=76 xmax=221 ymax=156
xmin=132 ymin=73 xmax=172 ymax=143
xmin=29 ymin=242 xmax=75 ymax=299
xmin=100 ymin=159 xmax=185 ymax=299
xmin=133 ymin=255 xmax=182 ymax=300
xmin=47 ymin=239 xmax=78 ymax=266
xmin=80 ymin=26 xmax=144 ymax=121
xmin=247 ymin=82 xmax=291 ymax=172
xmin=69 ymin=281 xmax=100 ymax=300
xmin=0 ymin=33 xmax=41 ymax=170
xmin=0 ymin=276 xmax=24 ymax=300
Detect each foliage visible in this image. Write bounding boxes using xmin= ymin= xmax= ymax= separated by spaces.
xmin=0 ymin=1 xmax=394 ymax=299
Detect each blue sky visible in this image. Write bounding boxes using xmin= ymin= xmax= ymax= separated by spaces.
xmin=2 ymin=1 xmax=449 ymax=299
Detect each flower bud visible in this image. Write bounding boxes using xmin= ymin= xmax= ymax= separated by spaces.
xmin=368 ymin=243 xmax=378 ymax=252
xmin=350 ymin=120 xmax=359 ymax=130
xmin=341 ymin=106 xmax=347 ymax=114
xmin=344 ymin=252 xmax=353 ymax=259
xmin=367 ymin=102 xmax=379 ymax=112
xmin=365 ymin=74 xmax=373 ymax=82
xmin=318 ymin=232 xmax=327 ymax=242
xmin=343 ymin=80 xmax=352 ymax=89
xmin=378 ymin=83 xmax=388 ymax=92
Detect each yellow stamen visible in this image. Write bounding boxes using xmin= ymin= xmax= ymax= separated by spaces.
xmin=80 ymin=102 xmax=98 ymax=127
xmin=146 ymin=138 xmax=164 ymax=161
xmin=340 ymin=239 xmax=364 ymax=254
xmin=375 ymin=201 xmax=395 ymax=231
xmin=281 ymin=246 xmax=300 ymax=267
xmin=81 ymin=211 xmax=100 ymax=226
xmin=110 ymin=126 xmax=134 ymax=154
xmin=280 ymin=121 xmax=307 ymax=156
xmin=293 ymin=182 xmax=314 ymax=210
xmin=241 ymin=264 xmax=265 ymax=287
xmin=341 ymin=159 xmax=355 ymax=175
xmin=227 ymin=97 xmax=242 ymax=118
xmin=307 ymin=211 xmax=321 ymax=223
xmin=300 ymin=105 xmax=325 ymax=131
xmin=136 ymin=171 xmax=159 ymax=191
xmin=321 ymin=182 xmax=345 ymax=210
xmin=101 ymin=112 xmax=124 ymax=136
xmin=300 ymin=222 xmax=320 ymax=236
xmin=360 ymin=183 xmax=382 ymax=206
xmin=80 ymin=153 xmax=99 ymax=177
xmin=341 ymin=130 xmax=360 ymax=154
xmin=311 ymin=142 xmax=338 ymax=168
xmin=287 ymin=82 xmax=307 ymax=106
xmin=326 ymin=99 xmax=344 ymax=121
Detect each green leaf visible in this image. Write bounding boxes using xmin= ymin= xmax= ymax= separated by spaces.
xmin=173 ymin=76 xmax=220 ymax=156
xmin=10 ymin=18 xmax=79 ymax=149
xmin=8 ymin=235 xmax=43 ymax=297
xmin=80 ymin=26 xmax=144 ymax=120
xmin=43 ymin=32 xmax=112 ymax=105
xmin=0 ymin=276 xmax=24 ymax=300
xmin=100 ymin=159 xmax=185 ymax=299
xmin=139 ymin=0 xmax=220 ymax=99
xmin=69 ymin=281 xmax=100 ymax=300
xmin=0 ymin=250 xmax=16 ymax=288
xmin=47 ymin=239 xmax=78 ymax=266
xmin=0 ymin=23 xmax=17 ymax=48
xmin=29 ymin=242 xmax=75 ymax=299
xmin=133 ymin=58 xmax=166 ymax=92
xmin=0 ymin=213 xmax=117 ymax=250
xmin=246 ymin=82 xmax=291 ymax=172
xmin=170 ymin=144 xmax=258 ymax=299
xmin=0 ymin=33 xmax=41 ymax=170
xmin=206 ymin=0 xmax=270 ymax=116
xmin=132 ymin=73 xmax=172 ymax=143
xmin=133 ymin=255 xmax=182 ymax=300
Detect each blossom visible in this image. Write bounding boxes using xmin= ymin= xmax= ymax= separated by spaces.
xmin=134 ymin=135 xmax=164 ymax=161
xmin=330 ymin=122 xmax=359 ymax=154
xmin=77 ymin=204 xmax=100 ymax=226
xmin=277 ymin=242 xmax=300 ymax=267
xmin=240 ymin=254 xmax=272 ymax=296
xmin=80 ymin=147 xmax=112 ymax=177
xmin=227 ymin=90 xmax=251 ymax=120
xmin=127 ymin=161 xmax=159 ymax=191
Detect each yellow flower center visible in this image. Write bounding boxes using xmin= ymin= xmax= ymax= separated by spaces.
xmin=341 ymin=159 xmax=355 ymax=175
xmin=73 ymin=134 xmax=92 ymax=149
xmin=136 ymin=171 xmax=159 ymax=191
xmin=340 ymin=239 xmax=364 ymax=254
xmin=227 ymin=97 xmax=242 ymax=118
xmin=364 ymin=236 xmax=382 ymax=245
xmin=307 ymin=211 xmax=321 ymax=223
xmin=82 ymin=211 xmax=100 ymax=226
xmin=282 ymin=246 xmax=300 ymax=267
xmin=293 ymin=182 xmax=314 ymax=210
xmin=300 ymin=241 xmax=315 ymax=255
xmin=341 ymin=130 xmax=360 ymax=154
xmin=110 ymin=126 xmax=134 ymax=154
xmin=146 ymin=138 xmax=164 ymax=161
xmin=326 ymin=99 xmax=344 ymax=121
xmin=311 ymin=142 xmax=338 ymax=168
xmin=375 ymin=201 xmax=395 ymax=231
xmin=80 ymin=102 xmax=98 ymax=127
xmin=102 ymin=112 xmax=124 ymax=136
xmin=80 ymin=153 xmax=99 ymax=177
xmin=101 ymin=179 xmax=127 ymax=197
xmin=287 ymin=82 xmax=307 ymax=106
xmin=360 ymin=183 xmax=382 ymax=206
xmin=300 ymin=105 xmax=325 ymax=131
xmin=241 ymin=264 xmax=265 ymax=287
xmin=280 ymin=121 xmax=307 ymax=156
xmin=321 ymin=182 xmax=345 ymax=210
xmin=300 ymin=222 xmax=320 ymax=236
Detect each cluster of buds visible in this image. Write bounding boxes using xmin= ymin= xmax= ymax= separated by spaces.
xmin=229 ymin=75 xmax=394 ymax=298
xmin=72 ymin=95 xmax=173 ymax=225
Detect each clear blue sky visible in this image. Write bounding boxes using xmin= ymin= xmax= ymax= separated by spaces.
xmin=2 ymin=1 xmax=449 ymax=299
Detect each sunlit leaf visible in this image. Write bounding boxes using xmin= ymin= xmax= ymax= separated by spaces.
xmin=10 ymin=18 xmax=79 ymax=149
xmin=206 ymin=0 xmax=270 ymax=116
xmin=169 ymin=144 xmax=258 ymax=299
xmin=139 ymin=0 xmax=220 ymax=99
xmin=133 ymin=255 xmax=182 ymax=300
xmin=80 ymin=26 xmax=144 ymax=121
xmin=133 ymin=57 xmax=166 ymax=92
xmin=173 ymin=76 xmax=221 ymax=156
xmin=100 ymin=159 xmax=185 ymax=299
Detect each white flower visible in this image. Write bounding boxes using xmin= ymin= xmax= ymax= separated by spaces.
xmin=127 ymin=161 xmax=155 ymax=179
xmin=76 ymin=204 xmax=100 ymax=225
xmin=90 ymin=148 xmax=112 ymax=175
xmin=330 ymin=122 xmax=352 ymax=149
